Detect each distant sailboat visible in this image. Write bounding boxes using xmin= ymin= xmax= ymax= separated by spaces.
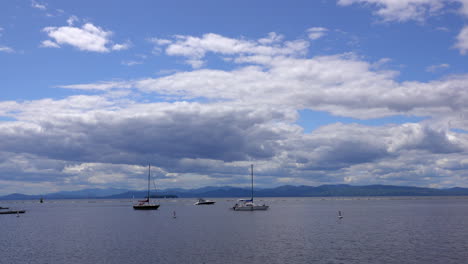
xmin=133 ymin=164 xmax=160 ymax=210
xmin=232 ymin=164 xmax=269 ymax=211
xmin=338 ymin=211 xmax=343 ymax=219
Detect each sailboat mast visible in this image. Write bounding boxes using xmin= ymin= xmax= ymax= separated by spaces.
xmin=251 ymin=164 xmax=254 ymax=202
xmin=148 ymin=164 xmax=151 ymax=202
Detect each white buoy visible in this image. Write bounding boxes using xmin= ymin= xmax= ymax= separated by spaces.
xmin=173 ymin=211 xmax=176 ymax=219
xmin=338 ymin=210 xmax=343 ymax=219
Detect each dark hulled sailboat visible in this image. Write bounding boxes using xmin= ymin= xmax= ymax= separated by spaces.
xmin=133 ymin=164 xmax=160 ymax=210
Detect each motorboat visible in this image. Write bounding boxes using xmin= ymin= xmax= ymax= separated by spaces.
xmin=194 ymin=198 xmax=215 ymax=205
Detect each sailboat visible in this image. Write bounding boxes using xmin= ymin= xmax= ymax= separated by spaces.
xmin=133 ymin=164 xmax=160 ymax=210
xmin=232 ymin=164 xmax=269 ymax=211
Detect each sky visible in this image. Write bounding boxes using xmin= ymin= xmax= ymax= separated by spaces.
xmin=1 ymin=0 xmax=468 ymax=195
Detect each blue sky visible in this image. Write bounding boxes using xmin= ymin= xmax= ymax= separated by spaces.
xmin=0 ymin=0 xmax=468 ymax=195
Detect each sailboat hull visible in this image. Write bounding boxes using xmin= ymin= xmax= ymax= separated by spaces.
xmin=133 ymin=204 xmax=160 ymax=210
xmin=0 ymin=210 xmax=26 ymax=214
xmin=233 ymin=205 xmax=269 ymax=211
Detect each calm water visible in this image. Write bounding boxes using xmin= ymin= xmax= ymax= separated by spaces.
xmin=1 ymin=197 xmax=468 ymax=264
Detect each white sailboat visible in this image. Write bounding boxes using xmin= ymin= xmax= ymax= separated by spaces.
xmin=133 ymin=164 xmax=160 ymax=210
xmin=232 ymin=165 xmax=269 ymax=211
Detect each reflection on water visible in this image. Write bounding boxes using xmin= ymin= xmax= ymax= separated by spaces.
xmin=1 ymin=197 xmax=468 ymax=264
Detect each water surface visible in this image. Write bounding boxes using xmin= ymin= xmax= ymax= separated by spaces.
xmin=1 ymin=197 xmax=467 ymax=264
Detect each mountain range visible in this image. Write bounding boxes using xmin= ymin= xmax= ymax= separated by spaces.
xmin=2 ymin=184 xmax=468 ymax=200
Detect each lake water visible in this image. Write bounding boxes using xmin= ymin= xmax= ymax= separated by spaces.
xmin=1 ymin=197 xmax=468 ymax=264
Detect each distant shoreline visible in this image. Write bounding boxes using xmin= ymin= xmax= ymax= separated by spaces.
xmin=2 ymin=184 xmax=468 ymax=200
xmin=2 ymin=196 xmax=468 ymax=203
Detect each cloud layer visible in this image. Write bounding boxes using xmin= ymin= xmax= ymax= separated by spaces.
xmin=1 ymin=23 xmax=468 ymax=194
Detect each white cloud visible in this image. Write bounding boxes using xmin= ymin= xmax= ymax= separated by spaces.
xmin=307 ymin=27 xmax=328 ymax=40
xmin=151 ymin=33 xmax=309 ymax=68
xmin=337 ymin=1 xmax=468 ymax=55
xmin=111 ymin=42 xmax=131 ymax=51
xmin=67 ymin=15 xmax=79 ymax=26
xmin=426 ymin=63 xmax=450 ymax=72
xmin=186 ymin=59 xmax=205 ymax=69
xmin=0 ymin=28 xmax=14 ymax=52
xmin=40 ymin=39 xmax=60 ymax=48
xmin=31 ymin=0 xmax=46 ymax=10
xmin=0 ymin=45 xmax=14 ymax=53
xmin=149 ymin=38 xmax=172 ymax=45
xmin=258 ymin=32 xmax=284 ymax=44
xmin=454 ymin=26 xmax=468 ymax=55
xmin=435 ymin=26 xmax=450 ymax=32
xmin=58 ymin=81 xmax=133 ymax=91
xmin=60 ymin=51 xmax=468 ymax=123
xmin=121 ymin=60 xmax=143 ymax=66
xmin=458 ymin=0 xmax=468 ymax=16
xmin=337 ymin=0 xmax=447 ymax=22
xmin=41 ymin=23 xmax=127 ymax=53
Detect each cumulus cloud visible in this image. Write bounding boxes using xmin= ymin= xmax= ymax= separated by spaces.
xmin=112 ymin=42 xmax=131 ymax=51
xmin=67 ymin=53 xmax=468 ymax=122
xmin=337 ymin=1 xmax=468 ymax=56
xmin=151 ymin=32 xmax=309 ymax=68
xmin=307 ymin=27 xmax=328 ymax=40
xmin=41 ymin=23 xmax=128 ymax=53
xmin=31 ymin=0 xmax=46 ymax=10
xmin=67 ymin=15 xmax=79 ymax=26
xmin=0 ymin=45 xmax=14 ymax=53
xmin=454 ymin=26 xmax=468 ymax=55
xmin=1 ymin=91 xmax=465 ymax=193
xmin=40 ymin=39 xmax=60 ymax=48
xmin=337 ymin=0 xmax=446 ymax=22
xmin=426 ymin=63 xmax=450 ymax=72
xmin=458 ymin=0 xmax=468 ymax=16
xmin=258 ymin=32 xmax=284 ymax=44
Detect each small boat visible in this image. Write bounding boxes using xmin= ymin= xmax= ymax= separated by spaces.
xmin=232 ymin=165 xmax=269 ymax=211
xmin=0 ymin=210 xmax=26 ymax=215
xmin=133 ymin=164 xmax=160 ymax=210
xmin=40 ymin=197 xmax=44 ymax=203
xmin=194 ymin=198 xmax=215 ymax=205
xmin=0 ymin=207 xmax=9 ymax=210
